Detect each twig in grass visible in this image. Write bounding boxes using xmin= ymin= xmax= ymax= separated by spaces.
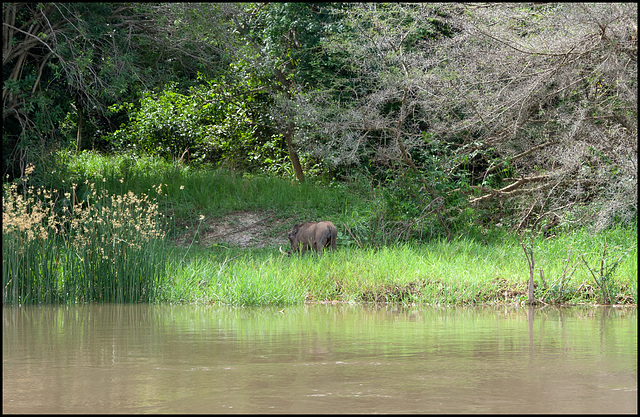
xmin=343 ymin=222 xmax=363 ymax=249
xmin=580 ymin=243 xmax=632 ymax=304
xmin=519 ymin=234 xmax=535 ymax=305
xmin=180 ymin=215 xmax=206 ymax=265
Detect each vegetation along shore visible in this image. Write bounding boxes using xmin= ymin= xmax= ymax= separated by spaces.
xmin=3 ymin=4 xmax=636 ymax=306
xmin=3 ymin=154 xmax=636 ymax=306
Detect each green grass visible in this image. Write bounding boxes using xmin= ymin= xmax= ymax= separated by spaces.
xmin=53 ymin=150 xmax=368 ymax=225
xmin=160 ymin=251 xmax=306 ymax=305
xmin=160 ymin=228 xmax=637 ymax=306
xmin=5 ymin=151 xmax=637 ymax=306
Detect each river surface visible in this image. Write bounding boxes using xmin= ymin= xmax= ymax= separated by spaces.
xmin=2 ymin=303 xmax=637 ymax=414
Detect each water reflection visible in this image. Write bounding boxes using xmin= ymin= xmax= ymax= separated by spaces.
xmin=3 ymin=304 xmax=637 ymax=413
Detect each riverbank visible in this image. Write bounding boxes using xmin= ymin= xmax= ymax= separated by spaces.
xmin=161 ymin=213 xmax=637 ymax=306
xmin=3 ymin=152 xmax=637 ymax=306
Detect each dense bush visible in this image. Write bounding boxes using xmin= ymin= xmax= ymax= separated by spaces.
xmin=105 ymin=77 xmax=291 ymax=174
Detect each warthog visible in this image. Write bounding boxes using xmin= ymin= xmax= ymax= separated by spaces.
xmin=279 ymin=221 xmax=337 ymax=256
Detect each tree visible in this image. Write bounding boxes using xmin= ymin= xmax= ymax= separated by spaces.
xmin=291 ymin=3 xmax=464 ymax=238
xmin=295 ymin=3 xmax=637 ymax=233
xmin=437 ymin=3 xmax=637 ymax=230
xmin=311 ymin=3 xmax=453 ymax=172
xmin=2 ymin=3 xmax=235 ymax=179
xmin=3 ymin=3 xmax=153 ymax=177
xmin=233 ymin=3 xmax=345 ymax=181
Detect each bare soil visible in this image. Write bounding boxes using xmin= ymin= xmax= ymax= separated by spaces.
xmin=173 ymin=210 xmax=293 ymax=248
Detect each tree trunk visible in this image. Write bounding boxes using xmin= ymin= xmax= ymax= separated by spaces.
xmin=284 ymin=122 xmax=304 ymax=182
xmin=75 ymin=98 xmax=84 ymax=154
xmin=274 ymin=67 xmax=304 ymax=182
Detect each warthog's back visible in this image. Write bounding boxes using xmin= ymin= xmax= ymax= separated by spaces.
xmin=284 ymin=220 xmax=337 ymax=255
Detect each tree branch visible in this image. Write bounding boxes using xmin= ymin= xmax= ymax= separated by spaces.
xmin=469 ymin=175 xmax=550 ymax=204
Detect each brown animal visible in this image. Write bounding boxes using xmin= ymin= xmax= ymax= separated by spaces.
xmin=279 ymin=221 xmax=337 ymax=256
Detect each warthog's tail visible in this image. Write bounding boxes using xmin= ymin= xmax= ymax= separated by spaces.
xmin=329 ymin=227 xmax=337 ymax=250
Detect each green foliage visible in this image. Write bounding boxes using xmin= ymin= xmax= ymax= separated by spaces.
xmin=3 ymin=3 xmax=235 ymax=179
xmin=240 ymin=3 xmax=344 ymax=89
xmin=3 ymin=153 xmax=636 ymax=306
xmin=105 ymin=76 xmax=291 ymax=173
xmin=107 ymin=84 xmax=212 ymax=161
xmin=3 ymin=3 xmax=144 ymax=177
xmin=374 ymin=164 xmax=476 ymax=242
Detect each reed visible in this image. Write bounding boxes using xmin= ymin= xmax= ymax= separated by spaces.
xmin=3 ymin=164 xmax=166 ymax=304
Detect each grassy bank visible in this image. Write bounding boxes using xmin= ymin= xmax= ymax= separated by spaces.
xmin=163 ymin=227 xmax=637 ymax=306
xmin=3 ymin=152 xmax=637 ymax=306
xmin=49 ymin=150 xmax=371 ymax=226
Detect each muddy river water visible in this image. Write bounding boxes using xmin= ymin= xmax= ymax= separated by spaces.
xmin=2 ymin=303 xmax=636 ymax=413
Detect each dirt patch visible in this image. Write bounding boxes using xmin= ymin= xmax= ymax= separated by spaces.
xmin=173 ymin=210 xmax=293 ymax=248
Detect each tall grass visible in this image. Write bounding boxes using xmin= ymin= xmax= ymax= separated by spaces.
xmin=160 ymin=251 xmax=306 ymax=305
xmin=3 ymin=164 xmax=166 ymax=304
